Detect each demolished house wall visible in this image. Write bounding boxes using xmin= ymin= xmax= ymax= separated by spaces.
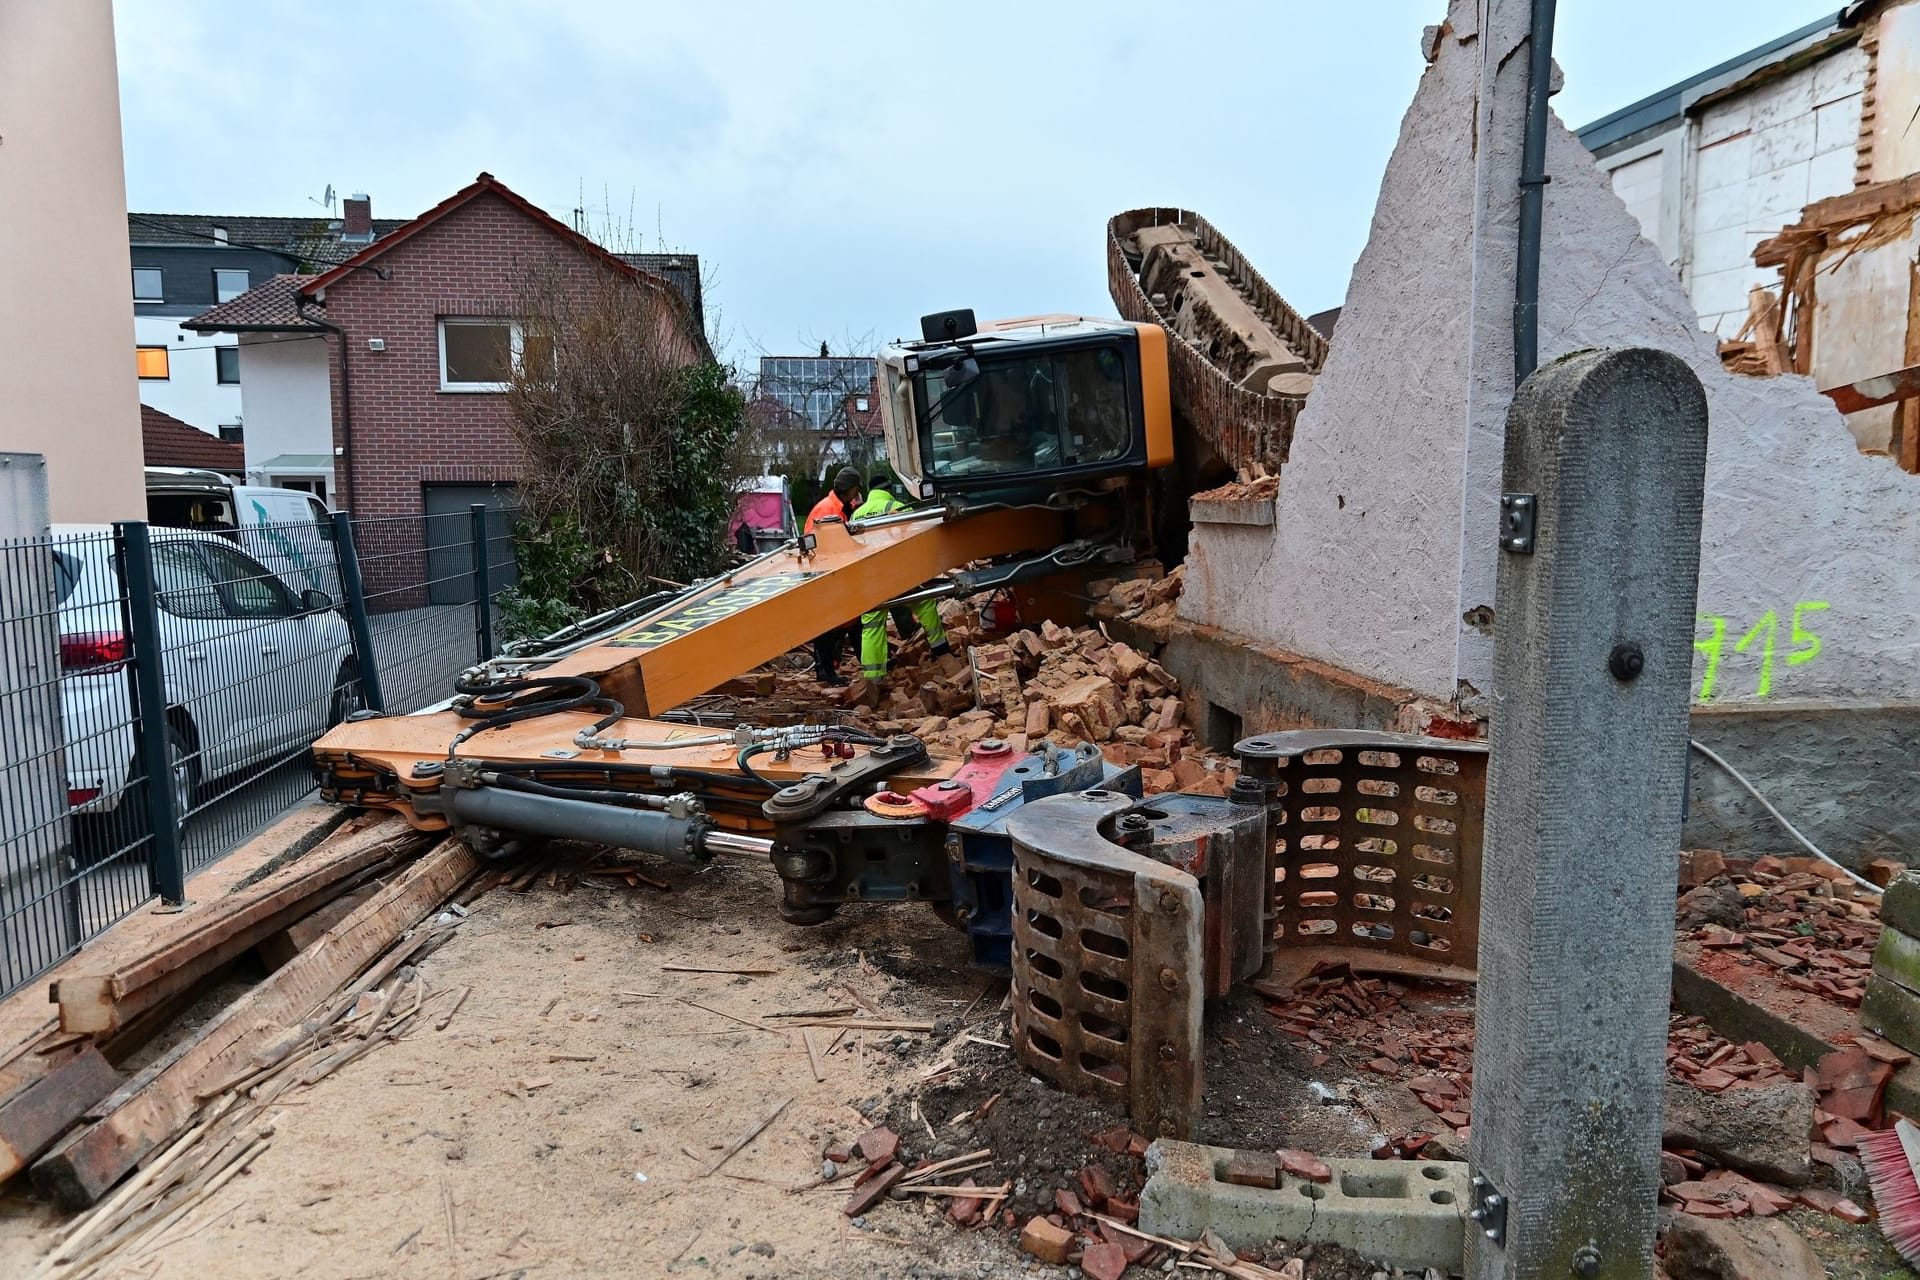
xmin=1178 ymin=0 xmax=1920 ymax=859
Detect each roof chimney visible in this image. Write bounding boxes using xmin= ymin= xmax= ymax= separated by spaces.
xmin=342 ymin=193 xmax=373 ymax=240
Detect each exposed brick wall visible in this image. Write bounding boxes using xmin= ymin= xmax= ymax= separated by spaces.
xmin=318 ymin=191 xmax=643 ymax=521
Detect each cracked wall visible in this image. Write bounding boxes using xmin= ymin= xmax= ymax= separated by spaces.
xmin=1183 ymin=0 xmax=1920 ymax=710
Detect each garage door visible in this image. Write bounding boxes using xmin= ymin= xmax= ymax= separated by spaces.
xmin=422 ymin=483 xmax=520 ymax=605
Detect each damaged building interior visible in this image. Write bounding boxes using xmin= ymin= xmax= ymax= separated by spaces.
xmin=8 ymin=2 xmax=1920 ymax=1278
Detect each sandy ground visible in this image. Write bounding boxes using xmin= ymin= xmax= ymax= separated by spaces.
xmin=0 ymin=846 xmax=1149 ymax=1279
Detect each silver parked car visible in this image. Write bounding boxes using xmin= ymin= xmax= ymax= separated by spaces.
xmin=52 ymin=525 xmax=361 ymax=843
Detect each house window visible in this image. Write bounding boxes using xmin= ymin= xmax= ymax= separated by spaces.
xmin=132 ymin=268 xmax=164 ymax=302
xmin=214 ymin=268 xmax=250 ymax=303
xmin=136 ymin=346 xmax=171 ymax=380
xmin=215 ymin=346 xmax=241 ymax=384
xmin=438 ymin=318 xmax=520 ymax=392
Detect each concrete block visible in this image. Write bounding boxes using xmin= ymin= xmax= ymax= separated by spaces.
xmin=1873 ymin=923 xmax=1920 ymax=996
xmin=1861 ymin=975 xmax=1920 ymax=1055
xmin=1138 ymin=1140 xmax=1466 ymax=1273
xmin=1881 ymin=873 xmax=1920 ymax=939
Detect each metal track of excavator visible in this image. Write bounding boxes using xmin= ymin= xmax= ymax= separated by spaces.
xmin=1107 ymin=207 xmax=1329 ymax=476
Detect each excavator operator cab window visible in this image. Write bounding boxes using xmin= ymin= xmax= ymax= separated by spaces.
xmin=914 ymin=341 xmax=1136 ymax=486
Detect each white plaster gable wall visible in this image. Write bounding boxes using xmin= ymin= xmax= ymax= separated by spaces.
xmin=1181 ymin=0 xmax=1920 ymax=708
xmin=1181 ymin=3 xmax=1478 ymax=700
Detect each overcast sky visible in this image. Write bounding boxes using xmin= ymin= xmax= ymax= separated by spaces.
xmin=115 ymin=1 xmax=1840 ymax=364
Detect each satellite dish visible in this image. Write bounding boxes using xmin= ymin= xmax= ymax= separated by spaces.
xmin=323 ymin=184 xmax=335 ymax=208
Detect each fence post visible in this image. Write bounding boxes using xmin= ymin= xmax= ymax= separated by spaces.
xmin=469 ymin=504 xmax=494 ymax=662
xmin=330 ymin=512 xmax=386 ymax=713
xmin=115 ymin=522 xmax=186 ymax=907
xmin=1465 ymin=350 xmax=1708 ymax=1280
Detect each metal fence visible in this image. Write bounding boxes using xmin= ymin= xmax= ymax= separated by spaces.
xmin=0 ymin=505 xmax=519 ymax=996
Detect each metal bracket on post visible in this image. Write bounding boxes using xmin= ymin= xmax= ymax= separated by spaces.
xmin=1468 ymin=1172 xmax=1508 ymax=1246
xmin=1498 ymin=493 xmax=1536 ymax=554
xmin=115 ymin=522 xmax=186 ymax=907
xmin=330 ymin=512 xmax=385 ymax=713
xmin=470 ymin=504 xmax=495 ymax=662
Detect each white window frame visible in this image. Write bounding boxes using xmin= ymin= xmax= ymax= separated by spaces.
xmin=132 ymin=267 xmax=164 ymax=303
xmin=213 ymin=268 xmax=250 ymax=303
xmin=437 ymin=317 xmax=523 ymax=393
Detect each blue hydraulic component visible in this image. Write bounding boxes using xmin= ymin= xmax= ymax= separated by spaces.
xmin=944 ymin=740 xmax=1143 ymax=970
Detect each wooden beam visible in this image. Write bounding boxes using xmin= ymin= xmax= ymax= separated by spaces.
xmin=257 ymin=883 xmax=382 ymax=971
xmin=50 ymin=818 xmax=426 ymax=1037
xmin=31 ymin=838 xmax=476 ymax=1209
xmin=0 ymin=1044 xmax=119 ymax=1178
xmin=1820 ymin=362 xmax=1920 ymax=415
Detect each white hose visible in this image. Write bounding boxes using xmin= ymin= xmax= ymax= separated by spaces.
xmin=1688 ymin=739 xmax=1882 ymax=895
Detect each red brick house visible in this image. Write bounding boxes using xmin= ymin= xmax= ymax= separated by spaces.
xmin=187 ymin=174 xmax=704 ymax=538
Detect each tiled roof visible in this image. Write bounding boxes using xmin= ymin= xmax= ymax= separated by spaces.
xmin=127 ymin=213 xmax=408 ymax=271
xmin=141 ymin=405 xmax=245 ymax=472
xmin=619 ymin=253 xmax=705 ymax=334
xmin=182 ymin=274 xmax=321 ymax=331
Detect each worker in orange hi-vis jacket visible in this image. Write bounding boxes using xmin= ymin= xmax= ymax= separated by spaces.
xmin=803 ymin=468 xmax=864 ymax=685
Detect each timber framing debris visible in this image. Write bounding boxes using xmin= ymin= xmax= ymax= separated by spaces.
xmin=30 ymin=837 xmax=478 ymax=1208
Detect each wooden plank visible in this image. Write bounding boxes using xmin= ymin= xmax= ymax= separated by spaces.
xmin=31 ymin=838 xmax=476 ymax=1209
xmin=257 ymin=883 xmax=382 ymax=970
xmin=0 ymin=1044 xmax=119 ymax=1177
xmin=52 ymin=818 xmax=425 ymax=1036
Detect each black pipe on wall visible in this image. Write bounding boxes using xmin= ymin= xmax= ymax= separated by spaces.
xmin=1514 ymin=0 xmax=1560 ymax=383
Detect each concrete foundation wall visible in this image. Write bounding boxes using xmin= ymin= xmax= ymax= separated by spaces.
xmin=1160 ymin=617 xmax=1920 ymax=865
xmin=1182 ymin=0 xmax=1920 ymax=717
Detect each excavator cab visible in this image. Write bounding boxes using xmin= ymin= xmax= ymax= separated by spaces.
xmin=877 ymin=313 xmax=1174 ymax=499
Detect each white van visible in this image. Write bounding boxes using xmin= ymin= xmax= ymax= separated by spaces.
xmin=144 ymin=468 xmax=343 ymax=603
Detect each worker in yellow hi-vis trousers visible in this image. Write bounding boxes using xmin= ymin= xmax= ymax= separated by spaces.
xmin=850 ymin=481 xmax=951 ymax=679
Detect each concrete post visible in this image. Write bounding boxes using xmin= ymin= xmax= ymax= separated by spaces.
xmin=1466 ymin=349 xmax=1707 ymax=1280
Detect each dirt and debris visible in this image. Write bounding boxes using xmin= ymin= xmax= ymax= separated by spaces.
xmin=1682 ymin=853 xmax=1881 ymax=1012
xmin=728 ymin=580 xmax=1238 ymax=797
xmin=0 ymin=839 xmax=1410 ymax=1280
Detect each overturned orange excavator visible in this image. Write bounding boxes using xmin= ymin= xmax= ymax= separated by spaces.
xmin=313 ymin=208 xmax=1325 ymax=965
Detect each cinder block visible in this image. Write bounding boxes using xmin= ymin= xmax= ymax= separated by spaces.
xmin=1138 ymin=1140 xmax=1466 ymax=1272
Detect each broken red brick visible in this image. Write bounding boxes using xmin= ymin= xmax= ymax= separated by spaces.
xmin=1081 ymin=1241 xmax=1128 ymax=1280
xmin=1822 ymin=1117 xmax=1874 ymax=1149
xmin=1088 ymin=1126 xmax=1131 ymax=1153
xmin=823 ymin=1142 xmax=854 ymax=1164
xmin=1278 ymin=1149 xmax=1333 ymax=1183
xmin=843 ymin=1163 xmax=905 ymax=1217
xmin=1104 ymin=1195 xmax=1139 ymax=1224
xmin=1831 ymin=1198 xmax=1870 ymax=1225
xmin=1126 ymin=1132 xmax=1150 ymax=1159
xmin=857 ymin=1126 xmax=900 ymax=1165
xmin=1100 ymin=1221 xmax=1153 ymax=1264
xmin=1018 ymin=1215 xmax=1075 ymax=1265
xmin=947 ymin=1178 xmax=985 ymax=1226
xmin=1222 ymin=1151 xmax=1281 ymax=1189
xmin=1078 ymin=1164 xmax=1117 ymax=1209
xmin=1054 ymin=1188 xmax=1084 ymax=1218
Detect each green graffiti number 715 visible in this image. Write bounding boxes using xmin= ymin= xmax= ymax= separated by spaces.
xmin=1694 ymin=601 xmax=1827 ymax=702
